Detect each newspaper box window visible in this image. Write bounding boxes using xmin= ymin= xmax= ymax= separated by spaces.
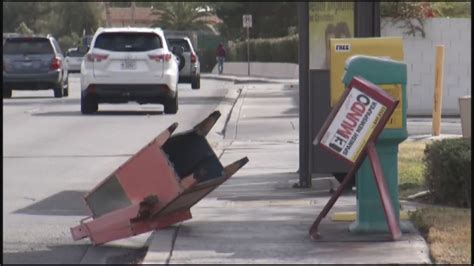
xmin=310 ymin=76 xmax=402 ymax=241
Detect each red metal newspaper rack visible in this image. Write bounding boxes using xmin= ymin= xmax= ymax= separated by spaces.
xmin=70 ymin=111 xmax=248 ymax=245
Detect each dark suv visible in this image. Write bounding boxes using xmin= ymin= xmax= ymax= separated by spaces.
xmin=3 ymin=35 xmax=68 ymax=98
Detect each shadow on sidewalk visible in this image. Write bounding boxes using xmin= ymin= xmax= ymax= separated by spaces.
xmin=3 ymin=244 xmax=148 ymax=264
xmin=165 ymin=217 xmax=422 ymax=264
xmin=207 ymin=172 xmax=341 ymax=202
xmin=3 ymin=244 xmax=89 ymax=264
xmin=13 ymin=190 xmax=89 ymax=216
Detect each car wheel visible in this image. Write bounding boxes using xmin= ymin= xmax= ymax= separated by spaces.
xmin=54 ymin=84 xmax=63 ymax=98
xmin=81 ymin=94 xmax=98 ymax=114
xmin=63 ymin=79 xmax=69 ymax=97
xmin=164 ymin=91 xmax=178 ymax=114
xmin=3 ymin=87 xmax=12 ymax=98
xmin=191 ymin=75 xmax=200 ymax=90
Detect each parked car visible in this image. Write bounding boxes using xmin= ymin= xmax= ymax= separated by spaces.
xmin=3 ymin=35 xmax=69 ymax=98
xmin=65 ymin=47 xmax=86 ymax=73
xmin=80 ymin=27 xmax=180 ymax=114
xmin=166 ymin=37 xmax=200 ymax=89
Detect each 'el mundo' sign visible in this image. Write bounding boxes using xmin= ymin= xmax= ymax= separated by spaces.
xmin=314 ymin=76 xmax=398 ymax=165
xmin=320 ymin=88 xmax=386 ymax=162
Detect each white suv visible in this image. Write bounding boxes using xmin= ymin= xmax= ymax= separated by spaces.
xmin=80 ymin=27 xmax=179 ymax=114
xmin=167 ymin=37 xmax=200 ymax=89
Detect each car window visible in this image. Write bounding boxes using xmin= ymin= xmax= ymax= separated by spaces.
xmin=51 ymin=39 xmax=63 ymax=55
xmin=3 ymin=38 xmax=54 ymax=55
xmin=66 ymin=50 xmax=85 ymax=57
xmin=94 ymin=32 xmax=163 ymax=52
xmin=167 ymin=39 xmax=191 ymax=52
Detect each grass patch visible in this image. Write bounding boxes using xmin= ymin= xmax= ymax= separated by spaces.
xmin=398 ymin=141 xmax=428 ymax=199
xmin=410 ymin=207 xmax=471 ymax=264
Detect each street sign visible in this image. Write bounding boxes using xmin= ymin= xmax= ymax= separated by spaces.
xmin=243 ymin=14 xmax=252 ymax=28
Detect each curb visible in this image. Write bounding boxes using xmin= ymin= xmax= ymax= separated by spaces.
xmin=206 ymin=86 xmax=243 ymax=158
xmin=141 ymin=86 xmax=243 ymax=264
xmin=201 ymin=73 xmax=298 ymax=85
xmin=406 ymin=134 xmax=462 ymax=142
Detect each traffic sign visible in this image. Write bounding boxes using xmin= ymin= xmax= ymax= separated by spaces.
xmin=243 ymin=14 xmax=252 ymax=28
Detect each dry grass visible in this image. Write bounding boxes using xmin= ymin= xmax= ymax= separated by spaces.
xmin=410 ymin=207 xmax=471 ymax=264
xmin=398 ymin=141 xmax=428 ymax=199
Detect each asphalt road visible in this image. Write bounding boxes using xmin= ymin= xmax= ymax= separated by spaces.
xmin=2 ymin=74 xmax=234 ymax=264
xmin=407 ymin=117 xmax=462 ymax=136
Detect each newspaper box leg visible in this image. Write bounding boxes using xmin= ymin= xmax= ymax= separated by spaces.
xmin=309 ymin=166 xmax=357 ymax=240
xmin=366 ymin=142 xmax=402 ymax=240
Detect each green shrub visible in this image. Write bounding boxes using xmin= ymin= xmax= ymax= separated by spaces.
xmin=197 ymin=48 xmax=217 ymax=73
xmin=58 ymin=32 xmax=81 ymax=52
xmin=15 ymin=22 xmax=34 ymax=35
xmin=228 ymin=34 xmax=298 ymax=63
xmin=423 ymin=138 xmax=471 ymax=208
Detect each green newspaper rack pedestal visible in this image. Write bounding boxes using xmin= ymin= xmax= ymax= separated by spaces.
xmin=342 ymin=56 xmax=410 ymax=233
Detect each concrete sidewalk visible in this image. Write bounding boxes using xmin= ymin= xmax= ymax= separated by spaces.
xmin=201 ymin=73 xmax=299 ymax=84
xmin=142 ymin=80 xmax=432 ymax=264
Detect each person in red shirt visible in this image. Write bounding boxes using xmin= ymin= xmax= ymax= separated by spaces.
xmin=216 ymin=43 xmax=226 ymax=74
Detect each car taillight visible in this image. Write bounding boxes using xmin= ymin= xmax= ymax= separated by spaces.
xmin=86 ymin=53 xmax=108 ymax=62
xmin=50 ymin=57 xmax=61 ymax=70
xmin=148 ymin=53 xmax=172 ymax=62
xmin=159 ymin=84 xmax=170 ymax=92
xmin=86 ymin=84 xmax=96 ymax=93
xmin=191 ymin=53 xmax=196 ymax=63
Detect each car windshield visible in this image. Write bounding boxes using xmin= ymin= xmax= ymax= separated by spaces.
xmin=3 ymin=38 xmax=54 ymax=55
xmin=167 ymin=39 xmax=191 ymax=52
xmin=94 ymin=32 xmax=162 ymax=52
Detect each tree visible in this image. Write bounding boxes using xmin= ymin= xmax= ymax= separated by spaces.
xmin=15 ymin=22 xmax=34 ymax=35
xmin=52 ymin=2 xmax=103 ymax=37
xmin=213 ymin=2 xmax=298 ymax=41
xmin=432 ymin=2 xmax=471 ymax=18
xmin=151 ymin=2 xmax=214 ymax=31
xmin=381 ymin=2 xmax=439 ymax=37
xmin=58 ymin=32 xmax=81 ymax=51
xmin=108 ymin=2 xmax=132 ymax=8
xmin=381 ymin=2 xmax=471 ymax=21
xmin=2 ymin=2 xmax=50 ymax=33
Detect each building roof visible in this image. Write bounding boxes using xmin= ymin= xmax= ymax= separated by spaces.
xmin=106 ymin=7 xmax=157 ymax=26
xmin=105 ymin=7 xmax=222 ymax=27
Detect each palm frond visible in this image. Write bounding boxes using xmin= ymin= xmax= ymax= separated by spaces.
xmin=151 ymin=2 xmax=214 ymax=31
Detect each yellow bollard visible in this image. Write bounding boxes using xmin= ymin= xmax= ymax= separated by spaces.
xmin=432 ymin=45 xmax=445 ymax=136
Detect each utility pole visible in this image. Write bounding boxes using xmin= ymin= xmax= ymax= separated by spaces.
xmin=247 ymin=26 xmax=250 ymax=76
xmin=243 ymin=14 xmax=252 ymax=76
xmin=105 ymin=2 xmax=111 ymax=27
xmin=131 ymin=2 xmax=136 ymax=26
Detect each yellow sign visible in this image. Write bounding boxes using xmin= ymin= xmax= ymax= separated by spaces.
xmin=329 ymin=37 xmax=404 ymax=128
xmin=379 ymin=84 xmax=403 ymax=128
xmin=309 ymin=2 xmax=354 ymax=70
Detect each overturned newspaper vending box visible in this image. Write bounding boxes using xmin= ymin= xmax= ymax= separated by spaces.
xmin=71 ymin=111 xmax=249 ymax=245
